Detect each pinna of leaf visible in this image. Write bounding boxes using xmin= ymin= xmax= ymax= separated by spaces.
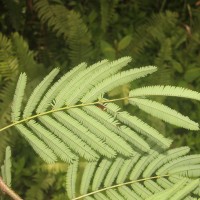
xmin=0 ymin=56 xmax=198 ymax=163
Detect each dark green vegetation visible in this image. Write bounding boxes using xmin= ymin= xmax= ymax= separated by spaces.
xmin=0 ymin=0 xmax=200 ymax=199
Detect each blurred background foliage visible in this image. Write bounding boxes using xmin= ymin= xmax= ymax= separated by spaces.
xmin=0 ymin=0 xmax=200 ymax=199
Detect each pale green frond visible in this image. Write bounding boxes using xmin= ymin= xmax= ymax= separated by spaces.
xmin=11 ymin=73 xmax=27 ymax=122
xmin=146 ymin=178 xmax=188 ymax=200
xmin=23 ymin=68 xmax=59 ymax=118
xmin=130 ymin=85 xmax=200 ymax=101
xmin=36 ymin=62 xmax=87 ymax=113
xmin=94 ymin=193 xmax=110 ymax=200
xmin=68 ymin=108 xmax=134 ymax=157
xmin=53 ymin=60 xmax=107 ymax=108
xmin=82 ymin=66 xmax=157 ymax=103
xmin=131 ymin=182 xmax=152 ymax=198
xmin=118 ymin=186 xmax=143 ymax=200
xmin=156 ymin=177 xmax=173 ymax=189
xmin=16 ymin=124 xmax=57 ymax=163
xmin=116 ymin=154 xmax=140 ymax=184
xmin=143 ymin=146 xmax=190 ymax=177
xmin=169 ymin=175 xmax=185 ymax=183
xmin=130 ymin=150 xmax=159 ymax=180
xmin=66 ymin=159 xmax=79 ymax=199
xmin=170 ymin=179 xmax=199 ymax=200
xmin=27 ymin=120 xmax=76 ymax=163
xmin=104 ymin=157 xmax=125 ymax=187
xmin=92 ymin=158 xmax=112 ymax=191
xmin=80 ymin=161 xmax=98 ymax=195
xmin=66 ymin=56 xmax=132 ymax=105
xmin=157 ymin=155 xmax=200 ymax=175
xmin=4 ymin=146 xmax=11 ymax=187
xmin=39 ymin=115 xmax=99 ymax=161
xmin=193 ymin=180 xmax=200 ymax=196
xmin=83 ymin=106 xmax=150 ymax=153
xmin=1 ymin=146 xmax=11 ymax=187
xmin=100 ymin=0 xmax=118 ymax=32
xmin=106 ymin=189 xmax=124 ymax=200
xmin=53 ymin=111 xmax=116 ymax=158
xmin=84 ymin=197 xmax=95 ymax=200
xmin=34 ymin=0 xmax=69 ymax=38
xmin=65 ymin=60 xmax=109 ymax=105
xmin=121 ymin=127 xmax=150 ymax=152
xmin=144 ymin=180 xmax=163 ymax=193
xmin=11 ymin=32 xmax=43 ymax=78
xmin=130 ymin=98 xmax=199 ymax=130
xmin=105 ymin=102 xmax=172 ymax=149
xmin=168 ymin=165 xmax=200 ymax=178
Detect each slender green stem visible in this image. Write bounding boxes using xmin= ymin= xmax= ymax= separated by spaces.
xmin=0 ymin=96 xmax=131 ymax=133
xmin=72 ymin=175 xmax=169 ymax=200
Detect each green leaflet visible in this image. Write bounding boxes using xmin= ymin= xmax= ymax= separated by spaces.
xmin=83 ymin=105 xmax=150 ymax=152
xmin=36 ymin=62 xmax=87 ymax=113
xmin=94 ymin=193 xmax=110 ymax=200
xmin=143 ymin=146 xmax=190 ymax=177
xmin=170 ymin=179 xmax=199 ymax=200
xmin=11 ymin=73 xmax=27 ymax=122
xmin=53 ymin=111 xmax=117 ymax=158
xmin=130 ymin=150 xmax=159 ymax=180
xmin=130 ymin=85 xmax=200 ymax=101
xmin=23 ymin=68 xmax=59 ymax=118
xmin=1 ymin=146 xmax=11 ymax=187
xmin=104 ymin=157 xmax=125 ymax=187
xmin=82 ymin=66 xmax=157 ymax=103
xmin=16 ymin=124 xmax=57 ymax=163
xmin=143 ymin=180 xmax=163 ymax=193
xmin=131 ymin=182 xmax=152 ymax=199
xmin=92 ymin=158 xmax=112 ymax=190
xmin=146 ymin=178 xmax=189 ymax=200
xmin=39 ymin=115 xmax=99 ymax=161
xmin=157 ymin=155 xmax=200 ymax=175
xmin=118 ymin=186 xmax=142 ymax=200
xmin=80 ymin=161 xmax=98 ymax=195
xmin=68 ymin=108 xmax=134 ymax=157
xmin=66 ymin=159 xmax=79 ymax=199
xmin=168 ymin=165 xmax=200 ymax=178
xmin=105 ymin=102 xmax=172 ymax=149
xmin=129 ymin=98 xmax=199 ymax=130
xmin=54 ymin=59 xmax=107 ymax=108
xmin=156 ymin=177 xmax=173 ymax=189
xmin=27 ymin=120 xmax=76 ymax=163
xmin=66 ymin=56 xmax=132 ymax=105
xmin=106 ymin=189 xmax=124 ymax=200
xmin=116 ymin=154 xmax=140 ymax=184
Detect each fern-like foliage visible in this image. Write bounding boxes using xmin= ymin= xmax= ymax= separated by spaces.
xmin=2 ymin=0 xmax=24 ymax=31
xmin=67 ymin=147 xmax=200 ymax=200
xmin=34 ymin=0 xmax=93 ymax=66
xmin=2 ymin=56 xmax=200 ymax=199
xmin=1 ymin=146 xmax=11 ymax=187
xmin=100 ymin=0 xmax=119 ymax=33
xmin=0 ymin=31 xmax=46 ymax=164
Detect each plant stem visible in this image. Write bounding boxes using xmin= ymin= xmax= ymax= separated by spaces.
xmin=0 ymin=96 xmax=131 ymax=133
xmin=0 ymin=176 xmax=23 ymax=200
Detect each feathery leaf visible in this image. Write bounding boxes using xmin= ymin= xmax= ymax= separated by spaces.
xmin=129 ymin=98 xmax=199 ymax=130
xmin=23 ymin=68 xmax=59 ymax=118
xmin=11 ymin=73 xmax=27 ymax=122
xmin=130 ymin=85 xmax=200 ymax=101
xmin=82 ymin=66 xmax=157 ymax=103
